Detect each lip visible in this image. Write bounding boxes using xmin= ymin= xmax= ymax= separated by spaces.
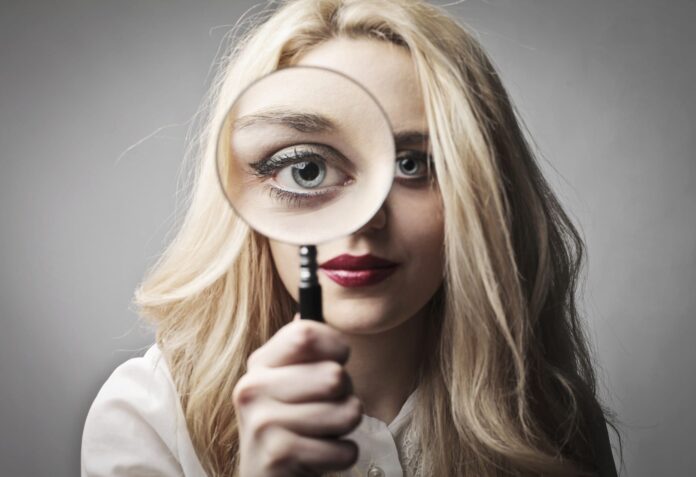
xmin=319 ymin=254 xmax=400 ymax=288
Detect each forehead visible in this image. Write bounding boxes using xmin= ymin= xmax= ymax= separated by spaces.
xmin=294 ymin=37 xmax=427 ymax=134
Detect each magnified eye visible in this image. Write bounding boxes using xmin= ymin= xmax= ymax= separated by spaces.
xmin=395 ymin=151 xmax=433 ymax=181
xmin=250 ymin=144 xmax=353 ymax=207
xmin=272 ymin=152 xmax=345 ymax=192
xmin=282 ymin=160 xmax=326 ymax=189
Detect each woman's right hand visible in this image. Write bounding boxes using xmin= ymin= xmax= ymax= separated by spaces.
xmin=233 ymin=315 xmax=362 ymax=476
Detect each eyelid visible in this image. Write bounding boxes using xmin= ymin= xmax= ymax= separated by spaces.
xmin=266 ymin=186 xmax=339 ymax=209
xmin=394 ymin=150 xmax=435 ymax=182
xmin=395 ymin=150 xmax=433 ymax=167
xmin=251 ymin=143 xmax=355 ymax=209
xmin=250 ymin=143 xmax=354 ymax=177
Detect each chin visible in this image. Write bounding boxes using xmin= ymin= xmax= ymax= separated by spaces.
xmin=323 ymin=299 xmax=404 ymax=335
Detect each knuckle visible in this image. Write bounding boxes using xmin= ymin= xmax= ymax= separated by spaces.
xmin=263 ymin=432 xmax=296 ymax=469
xmin=322 ymin=362 xmax=345 ymax=396
xmin=333 ymin=332 xmax=349 ymax=351
xmin=246 ymin=349 xmax=260 ymax=369
xmin=344 ymin=372 xmax=354 ymax=395
xmin=246 ymin=409 xmax=275 ymax=441
xmin=344 ymin=396 xmax=363 ymax=428
xmin=290 ymin=322 xmax=317 ymax=353
xmin=335 ymin=440 xmax=359 ymax=467
xmin=232 ymin=375 xmax=259 ymax=408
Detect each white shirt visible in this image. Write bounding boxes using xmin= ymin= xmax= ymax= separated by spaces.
xmin=81 ymin=345 xmax=421 ymax=477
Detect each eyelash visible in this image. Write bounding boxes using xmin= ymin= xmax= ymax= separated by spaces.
xmin=252 ymin=146 xmax=435 ymax=208
xmin=251 ymin=144 xmax=346 ymax=208
xmin=250 ymin=146 xmax=325 ymax=178
xmin=266 ymin=187 xmax=328 ymax=208
xmin=395 ymin=151 xmax=435 ymax=182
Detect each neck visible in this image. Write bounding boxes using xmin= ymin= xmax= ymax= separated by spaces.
xmin=343 ymin=307 xmax=427 ymax=425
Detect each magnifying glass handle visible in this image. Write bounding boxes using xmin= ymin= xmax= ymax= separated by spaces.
xmin=298 ymin=245 xmax=323 ymax=322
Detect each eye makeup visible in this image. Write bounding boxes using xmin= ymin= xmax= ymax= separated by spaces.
xmin=265 ymin=187 xmax=337 ymax=209
xmin=394 ymin=150 xmax=435 ymax=185
xmin=244 ymin=141 xmax=434 ymax=209
xmin=249 ymin=143 xmax=354 ymax=208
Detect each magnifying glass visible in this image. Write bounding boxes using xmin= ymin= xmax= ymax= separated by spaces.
xmin=215 ymin=65 xmax=395 ymax=321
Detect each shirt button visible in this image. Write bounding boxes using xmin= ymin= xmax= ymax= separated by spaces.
xmin=367 ymin=465 xmax=385 ymax=477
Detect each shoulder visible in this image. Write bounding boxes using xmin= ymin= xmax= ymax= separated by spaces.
xmin=584 ymin=396 xmax=619 ymax=477
xmin=81 ymin=345 xmax=207 ymax=477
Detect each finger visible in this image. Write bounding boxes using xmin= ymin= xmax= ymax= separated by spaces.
xmin=266 ymin=396 xmax=363 ymax=438
xmin=292 ymin=435 xmax=359 ymax=473
xmin=248 ymin=320 xmax=350 ymax=369
xmin=239 ymin=361 xmax=354 ymax=404
xmin=261 ymin=427 xmax=359 ymax=473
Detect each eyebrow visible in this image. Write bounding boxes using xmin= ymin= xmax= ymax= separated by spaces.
xmin=394 ymin=130 xmax=429 ymax=148
xmin=234 ymin=107 xmax=429 ymax=147
xmin=233 ymin=108 xmax=337 ymax=133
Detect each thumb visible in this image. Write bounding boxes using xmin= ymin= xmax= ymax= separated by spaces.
xmin=292 ymin=312 xmax=301 ymax=322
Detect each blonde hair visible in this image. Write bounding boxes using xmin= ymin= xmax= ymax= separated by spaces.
xmin=134 ymin=0 xmax=623 ymax=475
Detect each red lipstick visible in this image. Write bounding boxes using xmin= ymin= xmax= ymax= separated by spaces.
xmin=319 ymin=254 xmax=399 ymax=287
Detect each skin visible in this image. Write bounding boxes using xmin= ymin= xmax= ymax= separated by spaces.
xmin=233 ymin=38 xmax=445 ymax=476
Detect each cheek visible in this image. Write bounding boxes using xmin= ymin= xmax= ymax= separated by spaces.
xmin=269 ymin=240 xmax=300 ymax=301
xmin=391 ymin=188 xmax=445 ymax=285
xmin=404 ymin=218 xmax=445 ymax=276
xmin=393 ymin=187 xmax=444 ymax=254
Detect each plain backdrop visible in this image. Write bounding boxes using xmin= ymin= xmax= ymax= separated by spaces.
xmin=1 ymin=1 xmax=694 ymax=475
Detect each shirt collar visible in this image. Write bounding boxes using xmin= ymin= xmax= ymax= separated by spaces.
xmin=358 ymin=386 xmax=419 ymax=435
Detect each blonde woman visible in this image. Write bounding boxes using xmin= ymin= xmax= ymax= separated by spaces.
xmin=81 ymin=0 xmax=623 ymax=476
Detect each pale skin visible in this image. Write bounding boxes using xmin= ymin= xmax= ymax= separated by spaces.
xmin=232 ymin=38 xmax=445 ymax=476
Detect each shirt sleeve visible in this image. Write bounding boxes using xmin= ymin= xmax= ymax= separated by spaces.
xmin=81 ymin=346 xmax=200 ymax=477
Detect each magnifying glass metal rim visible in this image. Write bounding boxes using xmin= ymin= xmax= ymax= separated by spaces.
xmin=213 ymin=64 xmax=397 ymax=246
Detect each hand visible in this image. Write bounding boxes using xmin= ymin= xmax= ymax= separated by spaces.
xmin=233 ymin=314 xmax=362 ymax=477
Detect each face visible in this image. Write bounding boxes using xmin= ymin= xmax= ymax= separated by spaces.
xmin=269 ymin=37 xmax=445 ymax=335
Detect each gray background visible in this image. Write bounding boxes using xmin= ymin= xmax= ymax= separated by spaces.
xmin=1 ymin=0 xmax=694 ymax=475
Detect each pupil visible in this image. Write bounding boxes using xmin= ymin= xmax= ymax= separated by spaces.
xmin=297 ymin=161 xmax=319 ymax=180
xmin=401 ymin=158 xmax=418 ymax=174
xmin=292 ymin=160 xmax=325 ymax=188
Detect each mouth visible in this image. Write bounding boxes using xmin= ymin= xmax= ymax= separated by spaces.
xmin=319 ymin=254 xmax=400 ymax=288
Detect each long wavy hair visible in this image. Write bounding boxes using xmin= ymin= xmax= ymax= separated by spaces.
xmin=133 ymin=0 xmax=623 ymax=475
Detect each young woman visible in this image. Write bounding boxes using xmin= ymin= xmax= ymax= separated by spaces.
xmin=81 ymin=1 xmax=623 ymax=476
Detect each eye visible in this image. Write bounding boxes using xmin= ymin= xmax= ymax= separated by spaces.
xmin=273 ymin=152 xmax=348 ymax=192
xmin=395 ymin=151 xmax=433 ymax=181
xmin=249 ymin=144 xmax=354 ymax=207
xmin=279 ymin=160 xmax=325 ymax=189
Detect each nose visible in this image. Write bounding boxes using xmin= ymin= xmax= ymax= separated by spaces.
xmin=352 ymin=202 xmax=387 ymax=235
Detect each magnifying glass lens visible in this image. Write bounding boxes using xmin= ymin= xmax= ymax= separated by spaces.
xmin=216 ymin=66 xmax=395 ymax=245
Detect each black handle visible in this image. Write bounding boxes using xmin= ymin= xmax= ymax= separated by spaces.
xmin=298 ymin=245 xmax=323 ymax=321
